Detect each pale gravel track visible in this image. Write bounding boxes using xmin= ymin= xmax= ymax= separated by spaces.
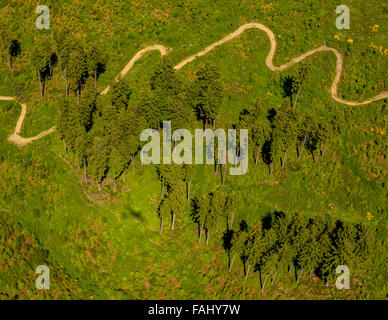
xmin=1 ymin=22 xmax=387 ymax=148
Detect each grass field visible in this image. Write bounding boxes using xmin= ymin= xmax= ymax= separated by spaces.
xmin=0 ymin=0 xmax=387 ymax=299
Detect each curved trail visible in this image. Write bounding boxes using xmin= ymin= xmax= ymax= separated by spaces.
xmin=0 ymin=96 xmax=56 ymax=146
xmin=1 ymin=22 xmax=387 ymax=147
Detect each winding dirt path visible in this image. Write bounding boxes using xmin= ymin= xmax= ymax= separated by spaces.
xmin=1 ymin=22 xmax=387 ymax=148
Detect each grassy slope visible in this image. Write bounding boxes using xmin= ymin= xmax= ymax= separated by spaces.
xmin=0 ymin=0 xmax=387 ymax=299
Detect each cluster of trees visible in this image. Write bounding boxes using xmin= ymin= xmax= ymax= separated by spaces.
xmin=31 ymin=30 xmax=106 ymax=99
xmin=238 ymin=100 xmax=340 ymax=173
xmin=224 ymin=212 xmax=374 ymax=290
xmin=0 ymin=21 xmax=21 ymax=72
xmin=157 ymin=164 xmax=194 ymax=233
xmin=57 ymin=76 xmax=144 ymax=191
xmin=140 ymin=60 xmax=223 ymax=132
xmin=158 ymin=183 xmax=374 ymax=289
xmin=192 ymin=190 xmax=240 ymax=244
xmin=57 ymin=56 xmax=226 ymax=193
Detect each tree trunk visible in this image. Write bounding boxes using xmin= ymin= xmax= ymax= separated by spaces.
xmin=132 ymin=154 xmax=135 ymax=172
xmin=37 ymin=70 xmax=43 ymax=99
xmin=122 ymin=169 xmax=125 ymax=182
xmin=206 ymin=230 xmax=209 ymax=245
xmin=314 ymin=152 xmax=319 ymax=165
xmin=230 ymin=211 xmax=235 ymax=230
xmin=261 ymin=274 xmax=268 ymax=292
xmin=198 ymin=223 xmax=203 ymax=243
xmin=228 ymin=254 xmax=235 ymax=272
xmin=222 ymin=164 xmax=226 ymax=185
xmin=187 ymin=179 xmax=191 ymax=205
xmin=171 ymin=213 xmax=175 ymax=230
xmin=215 ymin=162 xmax=218 ymax=175
xmin=63 ymin=139 xmax=68 ymax=157
xmin=159 ymin=218 xmax=163 ymax=235
xmin=5 ymin=48 xmax=11 ymax=72
xmin=212 ymin=119 xmax=215 ymax=129
xmin=293 ymin=88 xmax=300 ymax=107
xmin=269 ymin=163 xmax=273 ymax=175
xmin=255 ymin=147 xmax=260 ymax=165
xmin=113 ymin=178 xmax=117 ymax=191
xmin=98 ymin=180 xmax=101 ymax=191
xmin=281 ymin=147 xmax=288 ymax=169
xmin=298 ymin=133 xmax=308 ymax=158
xmin=83 ymin=156 xmax=87 ymax=184
xmin=297 ymin=268 xmax=304 ymax=282
xmin=272 ymin=269 xmax=278 ymax=284
xmin=49 ymin=59 xmax=52 ymax=77
xmin=321 ymin=145 xmax=327 ymax=158
xmin=161 ymin=182 xmax=164 ymax=198
xmin=288 ymin=262 xmax=293 ymax=274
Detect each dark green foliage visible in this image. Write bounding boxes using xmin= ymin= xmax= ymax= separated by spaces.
xmin=191 ymin=64 xmax=224 ymax=127
xmin=88 ymin=136 xmax=110 ymax=191
xmin=225 ymin=211 xmax=376 ymax=287
xmin=110 ymin=76 xmax=132 ymax=111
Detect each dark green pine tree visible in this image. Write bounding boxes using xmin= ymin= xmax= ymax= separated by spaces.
xmin=74 ymin=125 xmax=91 ymax=184
xmin=156 ymin=164 xmax=169 ymax=198
xmin=158 ymin=195 xmax=172 ymax=235
xmin=191 ymin=64 xmax=224 ymax=129
xmin=88 ymin=136 xmax=110 ymax=191
xmin=193 ymin=194 xmax=211 ymax=243
xmin=0 ymin=21 xmax=13 ymax=72
xmin=68 ymin=44 xmax=87 ymax=101
xmin=228 ymin=227 xmax=248 ymax=273
xmin=139 ymin=90 xmax=162 ymax=130
xmin=150 ymin=59 xmax=182 ymax=123
xmin=31 ymin=44 xmax=50 ymax=99
xmin=79 ymin=78 xmax=98 ymax=131
xmin=108 ymin=146 xmax=126 ymax=191
xmin=243 ymin=100 xmax=272 ymax=165
xmin=167 ymin=182 xmax=186 ymax=231
xmin=110 ymin=76 xmax=132 ymax=112
xmin=271 ymin=105 xmax=299 ymax=169
xmin=53 ymin=28 xmax=74 ymax=97
xmin=224 ymin=192 xmax=240 ymax=230
xmin=316 ymin=121 xmax=333 ymax=160
xmin=86 ymin=44 xmax=106 ymax=83
xmin=296 ymin=113 xmax=317 ymax=159
xmin=119 ymin=106 xmax=146 ymax=173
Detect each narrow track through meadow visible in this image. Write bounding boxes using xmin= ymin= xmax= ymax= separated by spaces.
xmin=1 ymin=22 xmax=387 ymax=148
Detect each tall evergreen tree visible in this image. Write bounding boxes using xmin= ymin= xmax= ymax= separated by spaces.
xmin=191 ymin=64 xmax=224 ymax=128
xmin=88 ymin=137 xmax=110 ymax=191
xmin=86 ymin=44 xmax=106 ymax=83
xmin=68 ymin=45 xmax=87 ymax=100
xmin=31 ymin=44 xmax=50 ymax=99
xmin=0 ymin=21 xmax=13 ymax=72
